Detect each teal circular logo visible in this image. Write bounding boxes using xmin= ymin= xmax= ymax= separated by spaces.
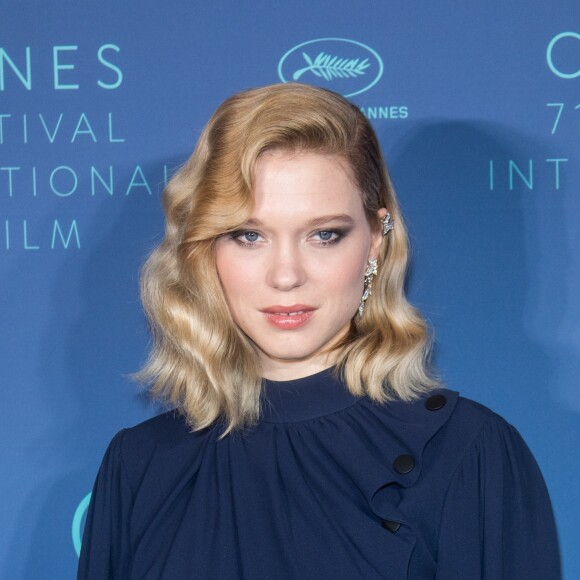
xmin=278 ymin=38 xmax=384 ymax=97
xmin=72 ymin=492 xmax=92 ymax=557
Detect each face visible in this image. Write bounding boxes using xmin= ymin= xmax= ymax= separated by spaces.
xmin=215 ymin=150 xmax=385 ymax=380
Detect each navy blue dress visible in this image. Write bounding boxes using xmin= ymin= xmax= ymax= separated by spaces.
xmin=78 ymin=369 xmax=561 ymax=578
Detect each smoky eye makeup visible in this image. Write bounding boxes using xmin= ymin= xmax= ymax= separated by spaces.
xmin=230 ymin=230 xmax=258 ymax=246
xmin=226 ymin=223 xmax=353 ymax=248
xmin=310 ymin=227 xmax=351 ymax=246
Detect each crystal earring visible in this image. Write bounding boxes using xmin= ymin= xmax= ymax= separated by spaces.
xmin=358 ymin=258 xmax=378 ymax=318
xmin=382 ymin=212 xmax=394 ymax=236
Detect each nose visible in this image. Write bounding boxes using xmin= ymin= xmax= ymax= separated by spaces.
xmin=265 ymin=243 xmax=307 ymax=291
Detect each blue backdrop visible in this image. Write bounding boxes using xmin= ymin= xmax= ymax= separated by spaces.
xmin=1 ymin=2 xmax=578 ymax=577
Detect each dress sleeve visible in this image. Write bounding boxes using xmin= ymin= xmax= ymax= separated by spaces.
xmin=435 ymin=415 xmax=561 ymax=579
xmin=77 ymin=430 xmax=134 ymax=580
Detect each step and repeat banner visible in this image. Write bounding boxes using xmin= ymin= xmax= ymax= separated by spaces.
xmin=1 ymin=1 xmax=578 ymax=578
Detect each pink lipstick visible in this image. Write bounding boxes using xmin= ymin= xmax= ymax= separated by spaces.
xmin=261 ymin=305 xmax=316 ymax=330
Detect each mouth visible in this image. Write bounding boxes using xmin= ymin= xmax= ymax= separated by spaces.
xmin=261 ymin=305 xmax=315 ymax=315
xmin=261 ymin=305 xmax=316 ymax=329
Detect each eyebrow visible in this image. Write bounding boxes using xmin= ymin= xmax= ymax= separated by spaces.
xmin=243 ymin=214 xmax=356 ymax=228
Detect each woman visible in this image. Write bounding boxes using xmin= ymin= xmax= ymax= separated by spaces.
xmin=78 ymin=83 xmax=560 ymax=578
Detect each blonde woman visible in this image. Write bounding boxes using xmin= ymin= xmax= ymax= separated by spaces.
xmin=78 ymin=83 xmax=560 ymax=579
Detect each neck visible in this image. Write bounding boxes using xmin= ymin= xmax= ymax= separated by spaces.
xmin=260 ymin=366 xmax=361 ymax=422
xmin=262 ymin=362 xmax=332 ymax=381
xmin=260 ymin=355 xmax=336 ymax=381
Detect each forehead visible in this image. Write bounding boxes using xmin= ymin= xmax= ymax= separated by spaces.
xmin=251 ymin=151 xmax=364 ymax=219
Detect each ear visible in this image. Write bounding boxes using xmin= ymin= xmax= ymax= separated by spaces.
xmin=368 ymin=208 xmax=388 ymax=260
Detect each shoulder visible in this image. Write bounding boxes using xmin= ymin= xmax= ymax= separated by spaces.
xmin=446 ymin=392 xmax=514 ymax=440
xmin=408 ymin=387 xmax=519 ymax=439
xmin=122 ymin=408 xmax=192 ymax=446
xmin=108 ymin=409 xmax=218 ymax=486
xmin=447 ymin=392 xmax=529 ymax=454
xmin=117 ymin=407 xmax=222 ymax=452
xmin=418 ymin=390 xmax=542 ymax=482
xmin=385 ymin=387 xmax=508 ymax=444
xmin=431 ymin=394 xmax=561 ymax=577
xmin=403 ymin=390 xmax=552 ymax=524
xmin=392 ymin=388 xmax=533 ymax=472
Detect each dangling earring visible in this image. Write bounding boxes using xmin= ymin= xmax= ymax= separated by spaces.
xmin=382 ymin=212 xmax=394 ymax=236
xmin=358 ymin=213 xmax=392 ymax=318
xmin=358 ymin=258 xmax=378 ymax=318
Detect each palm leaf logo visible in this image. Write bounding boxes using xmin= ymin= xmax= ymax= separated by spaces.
xmin=292 ymin=51 xmax=371 ymax=81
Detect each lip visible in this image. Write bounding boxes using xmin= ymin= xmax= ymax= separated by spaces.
xmin=260 ymin=304 xmax=316 ymax=330
xmin=261 ymin=304 xmax=315 ymax=314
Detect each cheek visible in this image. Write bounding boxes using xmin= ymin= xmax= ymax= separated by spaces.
xmin=313 ymin=252 xmax=366 ymax=307
xmin=215 ymin=247 xmax=258 ymax=304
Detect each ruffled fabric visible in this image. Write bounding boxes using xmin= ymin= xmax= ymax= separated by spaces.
xmin=78 ymin=368 xmax=560 ymax=579
xmin=256 ymin=369 xmax=459 ymax=577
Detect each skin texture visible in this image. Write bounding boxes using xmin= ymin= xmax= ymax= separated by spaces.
xmin=215 ymin=151 xmax=386 ymax=380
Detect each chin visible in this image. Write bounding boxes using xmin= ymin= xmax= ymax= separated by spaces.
xmin=256 ymin=337 xmax=335 ymax=365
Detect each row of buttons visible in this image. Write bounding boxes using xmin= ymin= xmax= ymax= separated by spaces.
xmin=381 ymin=394 xmax=447 ymax=533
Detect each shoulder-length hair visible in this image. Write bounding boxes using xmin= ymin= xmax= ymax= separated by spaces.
xmin=138 ymin=83 xmax=437 ymax=435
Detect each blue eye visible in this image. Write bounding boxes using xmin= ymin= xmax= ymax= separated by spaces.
xmin=242 ymin=231 xmax=259 ymax=242
xmin=229 ymin=230 xmax=262 ymax=247
xmin=314 ymin=230 xmax=343 ymax=245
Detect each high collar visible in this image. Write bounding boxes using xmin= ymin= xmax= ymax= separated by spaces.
xmin=260 ymin=367 xmax=362 ymax=423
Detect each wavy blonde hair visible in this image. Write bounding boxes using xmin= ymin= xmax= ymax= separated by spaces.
xmin=138 ymin=83 xmax=437 ymax=435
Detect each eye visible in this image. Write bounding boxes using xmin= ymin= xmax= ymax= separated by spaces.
xmin=241 ymin=231 xmax=259 ymax=243
xmin=229 ymin=230 xmax=263 ymax=247
xmin=313 ymin=230 xmax=342 ymax=245
xmin=318 ymin=230 xmax=334 ymax=241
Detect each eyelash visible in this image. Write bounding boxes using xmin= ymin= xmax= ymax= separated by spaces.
xmin=229 ymin=229 xmax=345 ymax=248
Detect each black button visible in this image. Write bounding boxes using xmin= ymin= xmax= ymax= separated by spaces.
xmin=393 ymin=454 xmax=415 ymax=474
xmin=425 ymin=394 xmax=446 ymax=411
xmin=381 ymin=519 xmax=401 ymax=533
